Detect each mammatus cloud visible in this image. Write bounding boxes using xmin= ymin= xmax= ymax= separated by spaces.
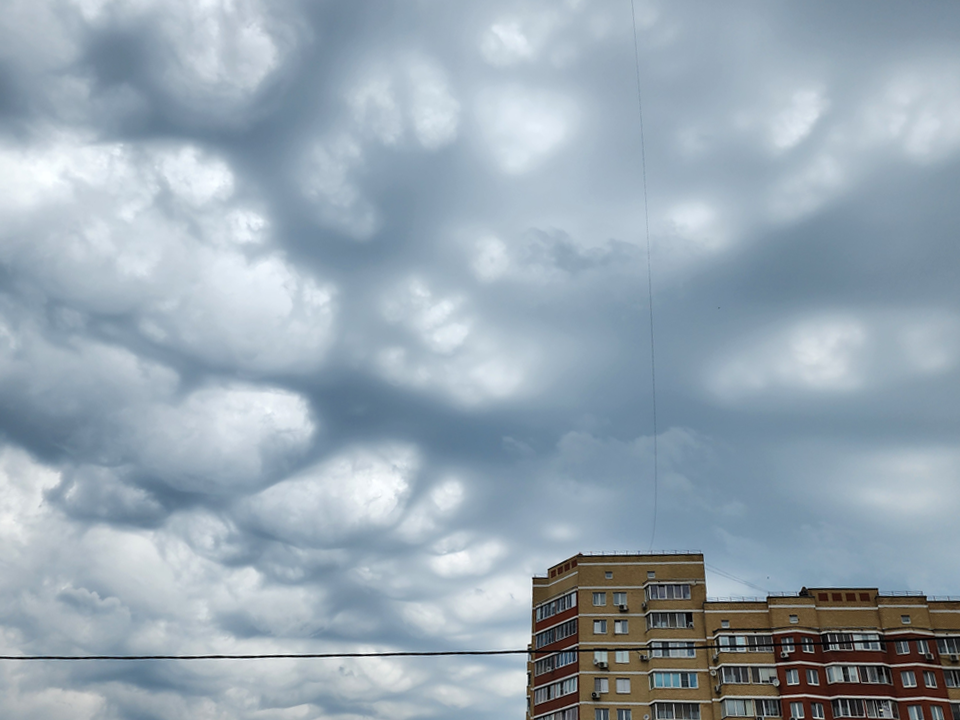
xmin=1 ymin=2 xmax=960 ymax=719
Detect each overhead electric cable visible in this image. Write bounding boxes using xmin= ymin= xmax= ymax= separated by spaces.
xmin=0 ymin=636 xmax=931 ymax=662
xmin=630 ymin=0 xmax=659 ymax=552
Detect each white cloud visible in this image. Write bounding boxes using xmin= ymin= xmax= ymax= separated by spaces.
xmin=0 ymin=137 xmax=337 ymax=373
xmin=407 ymin=60 xmax=460 ymax=150
xmin=302 ymin=134 xmax=379 ymax=240
xmin=709 ymin=312 xmax=960 ymax=401
xmin=429 ymin=533 xmax=506 ymax=577
xmin=476 ymin=85 xmax=577 ymax=174
xmin=241 ymin=444 xmax=419 ymax=546
xmin=376 ymin=279 xmax=532 ymax=406
xmin=769 ymin=88 xmax=827 ymax=150
xmin=125 ymin=384 xmax=315 ymax=494
xmin=480 ymin=21 xmax=536 ymax=66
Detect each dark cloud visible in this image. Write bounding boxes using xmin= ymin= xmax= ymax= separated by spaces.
xmin=0 ymin=0 xmax=959 ymax=718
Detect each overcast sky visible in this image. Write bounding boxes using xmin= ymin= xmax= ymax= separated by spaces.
xmin=2 ymin=0 xmax=960 ymax=717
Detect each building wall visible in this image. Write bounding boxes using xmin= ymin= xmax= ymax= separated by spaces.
xmin=528 ymin=553 xmax=960 ymax=720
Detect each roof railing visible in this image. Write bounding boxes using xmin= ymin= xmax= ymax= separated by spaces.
xmin=877 ymin=590 xmax=925 ymax=597
xmin=580 ymin=549 xmax=702 ymax=557
xmin=707 ymin=595 xmax=766 ymax=603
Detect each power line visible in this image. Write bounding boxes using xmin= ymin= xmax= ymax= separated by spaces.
xmin=629 ymin=0 xmax=659 ymax=553
xmin=3 ymin=635 xmax=952 ymax=661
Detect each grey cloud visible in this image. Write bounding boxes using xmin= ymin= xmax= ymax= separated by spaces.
xmin=1 ymin=1 xmax=960 ymax=718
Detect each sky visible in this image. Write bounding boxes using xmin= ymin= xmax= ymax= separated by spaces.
xmin=1 ymin=0 xmax=960 ymax=717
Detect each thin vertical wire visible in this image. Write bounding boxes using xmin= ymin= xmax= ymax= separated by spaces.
xmin=630 ymin=0 xmax=659 ymax=553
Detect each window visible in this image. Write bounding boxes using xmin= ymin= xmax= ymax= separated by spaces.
xmin=807 ymin=669 xmax=820 ymax=685
xmin=721 ymin=620 xmax=730 ymax=629
xmin=757 ymin=700 xmax=783 ymax=717
xmin=790 ymin=615 xmax=800 ymax=624
xmin=953 ymin=707 xmax=960 ymax=720
xmin=616 ymin=678 xmax=631 ymax=694
xmin=651 ymin=641 xmax=696 ymax=658
xmin=534 ymin=677 xmax=578 ymax=705
xmin=790 ymin=702 xmax=805 ymax=719
xmin=618 ymin=711 xmax=633 ymax=720
xmin=902 ymin=670 xmax=917 ymax=688
xmin=896 ymin=641 xmax=911 ymax=655
xmin=606 ymin=572 xmax=614 ymax=579
xmin=536 ymin=591 xmax=578 ymax=621
xmin=786 ymin=669 xmax=800 ymax=685
xmin=917 ymin=640 xmax=930 ymax=655
xmin=902 ymin=615 xmax=912 ymax=625
xmin=647 ymin=584 xmax=692 ymax=600
xmin=945 ymin=670 xmax=960 ymax=688
xmin=595 ymin=678 xmax=610 ymax=694
xmin=827 ymin=666 xmax=860 ymax=683
xmin=652 ymin=672 xmax=698 ymax=689
xmin=720 ymin=666 xmax=777 ymax=684
xmin=594 ymin=592 xmax=607 ymax=606
xmin=831 ymin=700 xmax=899 ymax=719
xmin=719 ymin=634 xmax=775 ymax=652
xmin=614 ymin=592 xmax=628 ymax=606
xmin=594 ymin=651 xmax=609 ymax=665
xmin=802 ymin=637 xmax=815 ymax=653
xmin=782 ymin=637 xmax=796 ymax=654
xmin=925 ymin=671 xmax=938 ymax=688
xmin=541 ymin=710 xmax=579 ymax=720
xmin=656 ymin=703 xmax=700 ymax=720
xmin=648 ymin=612 xmax=694 ymax=629
xmin=932 ymin=709 xmax=944 ymax=720
xmin=812 ymin=705 xmax=825 ymax=720
xmin=535 ymin=650 xmax=578 ymax=675
xmin=722 ymin=700 xmax=753 ymax=717
xmin=823 ymin=633 xmax=882 ymax=651
xmin=615 ymin=650 xmax=630 ymax=664
xmin=938 ymin=638 xmax=960 ymax=656
xmin=597 ymin=711 xmax=610 ymax=720
xmin=614 ymin=620 xmax=629 ymax=635
xmin=648 ymin=571 xmax=656 ymax=579
xmin=535 ymin=619 xmax=577 ymax=649
xmin=594 ymin=620 xmax=607 ymax=634
xmin=860 ymin=666 xmax=893 ymax=684
xmin=908 ymin=707 xmax=924 ymax=720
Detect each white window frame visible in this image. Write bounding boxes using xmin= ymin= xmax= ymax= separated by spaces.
xmin=932 ymin=708 xmax=944 ymax=720
xmin=594 ymin=592 xmax=607 ymax=606
xmin=618 ymin=711 xmax=633 ymax=720
xmin=594 ymin=619 xmax=607 ymax=634
xmin=595 ymin=677 xmax=610 ymax=694
xmin=613 ymin=592 xmax=628 ymax=606
xmin=615 ymin=650 xmax=630 ymax=664
xmin=597 ymin=709 xmax=610 ymax=720
xmin=895 ymin=641 xmax=910 ymax=655
xmin=811 ymin=704 xmax=825 ymax=720
xmin=908 ymin=706 xmax=924 ymax=720
xmin=802 ymin=637 xmax=815 ymax=654
xmin=902 ymin=670 xmax=917 ymax=688
xmin=614 ymin=620 xmax=629 ymax=635
xmin=924 ymin=670 xmax=938 ymax=688
xmin=790 ymin=702 xmax=805 ymax=719
xmin=616 ymin=678 xmax=631 ymax=694
xmin=807 ymin=669 xmax=819 ymax=685
xmin=786 ymin=669 xmax=800 ymax=686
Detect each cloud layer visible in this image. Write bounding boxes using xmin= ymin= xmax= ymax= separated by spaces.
xmin=2 ymin=1 xmax=960 ymax=718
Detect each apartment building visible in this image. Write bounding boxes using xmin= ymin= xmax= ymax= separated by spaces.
xmin=528 ymin=552 xmax=960 ymax=720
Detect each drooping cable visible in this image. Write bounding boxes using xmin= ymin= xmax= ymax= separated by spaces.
xmin=630 ymin=0 xmax=659 ymax=552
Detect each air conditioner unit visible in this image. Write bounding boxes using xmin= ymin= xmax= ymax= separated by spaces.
xmin=780 ymin=651 xmax=790 ymax=659
xmin=709 ymin=669 xmax=718 ymax=677
xmin=772 ymin=678 xmax=780 ymax=687
xmin=642 ymin=601 xmax=648 ymax=611
xmin=591 ymin=692 xmax=601 ymax=700
xmin=951 ymin=654 xmax=959 ymax=663
xmin=713 ymin=653 xmax=720 ymax=662
xmin=714 ymin=684 xmax=722 ymax=695
xmin=925 ymin=653 xmax=936 ymax=661
xmin=619 ymin=604 xmax=629 ymax=612
xmin=598 ymin=661 xmax=609 ymax=669
xmin=639 ymin=653 xmax=649 ymax=662
xmin=688 ymin=622 xmax=695 ymax=628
